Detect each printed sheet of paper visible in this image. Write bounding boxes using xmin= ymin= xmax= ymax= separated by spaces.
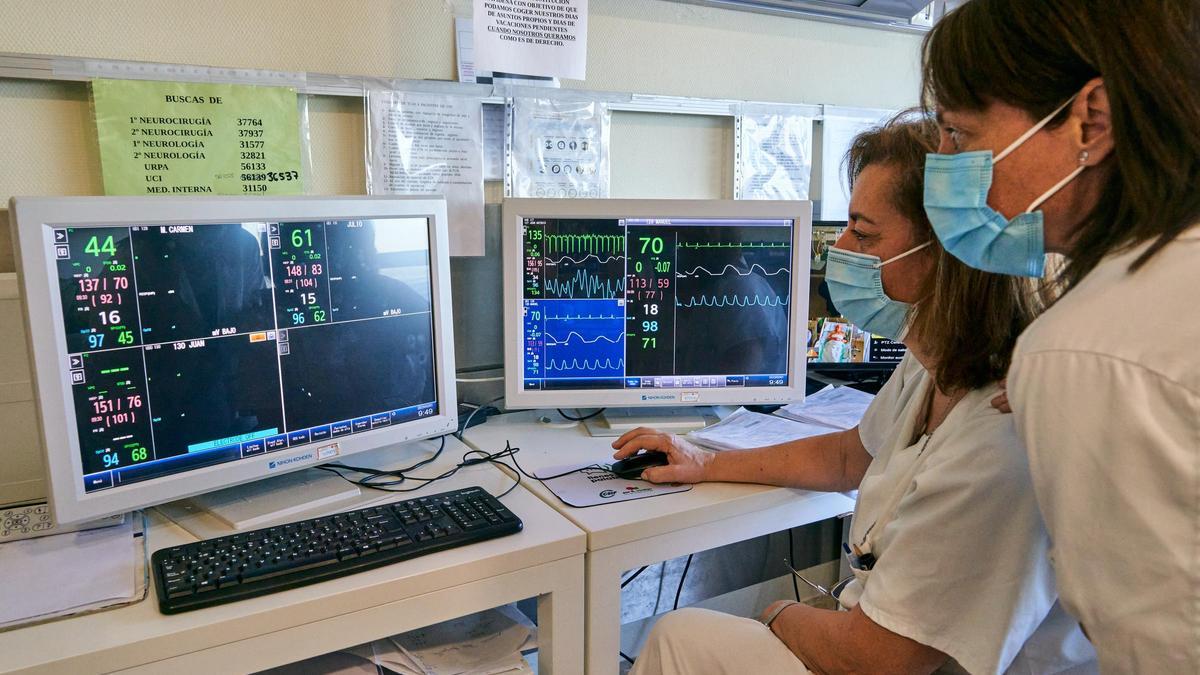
xmin=91 ymin=78 xmax=303 ymax=196
xmin=483 ymin=103 xmax=506 ymax=181
xmin=367 ymin=90 xmax=485 ymax=256
xmin=688 ymin=408 xmax=837 ymax=452
xmin=536 ymin=462 xmax=690 ymax=508
xmin=775 ymin=384 xmax=875 ymax=430
xmin=0 ymin=520 xmax=138 ymax=628
xmin=507 ymin=97 xmax=610 ymax=198
xmin=737 ymin=112 xmax=814 ymax=201
xmin=456 ymin=16 xmax=487 ymax=83
xmin=473 ymin=0 xmax=588 ymax=79
xmin=819 ymin=109 xmax=896 ymax=221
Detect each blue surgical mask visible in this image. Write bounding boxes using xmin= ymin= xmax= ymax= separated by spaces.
xmin=924 ymin=97 xmax=1086 ymax=277
xmin=825 ymin=241 xmax=931 ymax=341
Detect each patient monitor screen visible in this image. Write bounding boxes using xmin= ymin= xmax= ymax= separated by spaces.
xmin=521 ymin=216 xmax=794 ymax=391
xmin=53 ymin=218 xmax=439 ymax=493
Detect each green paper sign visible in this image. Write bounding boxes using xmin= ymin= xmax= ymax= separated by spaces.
xmin=91 ymin=78 xmax=303 ymax=196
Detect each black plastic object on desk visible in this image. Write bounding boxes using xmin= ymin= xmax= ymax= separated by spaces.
xmin=151 ymin=486 xmax=522 ymax=614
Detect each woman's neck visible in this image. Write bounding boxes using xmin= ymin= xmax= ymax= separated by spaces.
xmin=902 ymin=328 xmax=965 ymax=434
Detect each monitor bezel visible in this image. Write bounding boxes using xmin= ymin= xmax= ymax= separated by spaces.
xmin=503 ymin=198 xmax=812 ymax=410
xmin=11 ymin=195 xmax=458 ymax=525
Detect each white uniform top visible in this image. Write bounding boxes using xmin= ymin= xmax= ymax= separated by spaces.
xmin=1008 ymin=225 xmax=1200 ymax=672
xmin=850 ymin=355 xmax=1096 ymax=674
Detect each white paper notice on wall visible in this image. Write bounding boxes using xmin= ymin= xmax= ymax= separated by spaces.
xmin=483 ymin=102 xmax=506 ymax=181
xmin=366 ymin=90 xmax=485 ymax=256
xmin=820 ymin=108 xmax=896 ymax=221
xmin=507 ymin=97 xmax=610 ymax=198
xmin=736 ymin=110 xmax=815 ymax=201
xmin=473 ymin=0 xmax=588 ymax=80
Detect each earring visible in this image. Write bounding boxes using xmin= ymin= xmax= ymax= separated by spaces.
xmin=1079 ymin=150 xmax=1090 ymax=165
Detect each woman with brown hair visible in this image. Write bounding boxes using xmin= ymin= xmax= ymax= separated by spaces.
xmin=921 ymin=2 xmax=1200 ymax=671
xmin=614 ymin=116 xmax=1095 ymax=674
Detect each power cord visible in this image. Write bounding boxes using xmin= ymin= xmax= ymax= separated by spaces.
xmin=458 ymin=395 xmax=505 ymax=440
xmin=318 ymin=438 xmax=609 ymax=501
xmin=316 ymin=435 xmax=524 ymax=498
xmin=556 ymin=408 xmax=606 ymax=422
xmin=673 ymin=553 xmax=694 ymax=610
xmin=621 ymin=565 xmax=650 ymax=589
xmin=788 ymin=528 xmax=801 ymax=602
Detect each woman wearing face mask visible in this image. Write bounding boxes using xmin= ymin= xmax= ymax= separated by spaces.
xmin=616 ymin=117 xmax=1096 ymax=675
xmin=920 ymin=2 xmax=1200 ymax=671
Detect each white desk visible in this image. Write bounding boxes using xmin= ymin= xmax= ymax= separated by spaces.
xmin=461 ymin=411 xmax=856 ymax=675
xmin=0 ymin=437 xmax=586 ymax=674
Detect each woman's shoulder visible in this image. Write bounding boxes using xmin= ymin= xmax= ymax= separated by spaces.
xmin=922 ymin=388 xmax=1031 ymax=488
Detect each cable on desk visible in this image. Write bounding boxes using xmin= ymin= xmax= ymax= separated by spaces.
xmin=621 ymin=565 xmax=650 ymax=589
xmin=317 ymin=437 xmax=615 ymax=504
xmin=316 ymin=435 xmax=524 ymax=498
xmin=458 ymin=394 xmax=506 ymax=441
xmin=556 ymin=407 xmax=606 ymax=422
xmin=620 ymin=651 xmax=636 ymax=664
xmin=673 ymin=553 xmax=694 ymax=610
xmin=788 ymin=528 xmax=801 ymax=602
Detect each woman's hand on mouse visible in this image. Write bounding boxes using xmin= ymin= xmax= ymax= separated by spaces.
xmin=611 ymin=427 xmax=715 ymax=484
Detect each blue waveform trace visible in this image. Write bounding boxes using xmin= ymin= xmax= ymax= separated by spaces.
xmin=544 ymin=269 xmax=625 ymax=299
xmin=677 ymin=294 xmax=790 ymax=308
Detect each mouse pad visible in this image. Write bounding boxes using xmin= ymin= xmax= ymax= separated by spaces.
xmin=533 ymin=462 xmax=693 ymax=508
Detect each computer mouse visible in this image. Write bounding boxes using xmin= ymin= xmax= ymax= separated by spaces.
xmin=608 ymin=451 xmax=670 ymax=480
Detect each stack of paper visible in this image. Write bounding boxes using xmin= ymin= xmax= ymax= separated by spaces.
xmin=774 ymin=385 xmax=875 ymax=430
xmin=0 ymin=518 xmax=145 ymax=631
xmin=687 ymin=408 xmax=839 ymax=452
xmin=265 ymin=605 xmax=536 ymax=675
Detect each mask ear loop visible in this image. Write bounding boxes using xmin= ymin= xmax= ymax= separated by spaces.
xmin=994 ymin=95 xmax=1079 ymax=163
xmin=1025 ymin=164 xmax=1087 ymax=213
xmin=873 ymin=240 xmax=932 ymax=269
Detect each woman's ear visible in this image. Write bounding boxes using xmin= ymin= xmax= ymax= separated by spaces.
xmin=1075 ymin=77 xmax=1113 ymax=165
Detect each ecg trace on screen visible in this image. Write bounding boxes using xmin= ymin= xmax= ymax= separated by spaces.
xmin=522 ymin=216 xmax=795 ymax=389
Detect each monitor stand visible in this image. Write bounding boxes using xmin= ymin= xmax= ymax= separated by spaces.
xmin=582 ymin=407 xmax=713 ymax=437
xmin=158 ymin=469 xmax=364 ymax=540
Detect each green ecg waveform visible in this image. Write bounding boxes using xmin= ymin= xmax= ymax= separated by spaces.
xmin=545 ymin=233 xmax=625 ymax=255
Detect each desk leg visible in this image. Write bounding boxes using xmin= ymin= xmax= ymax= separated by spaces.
xmin=585 ymin=548 xmax=626 ymax=675
xmin=539 ymin=555 xmax=586 ymax=675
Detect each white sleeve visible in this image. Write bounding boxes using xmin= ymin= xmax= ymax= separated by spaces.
xmin=1009 ymin=350 xmax=1200 ymax=673
xmin=858 ymin=354 xmax=925 ymax=457
xmin=857 ymin=406 xmax=1059 ymax=675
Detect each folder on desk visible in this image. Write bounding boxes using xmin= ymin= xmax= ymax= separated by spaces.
xmin=0 ymin=513 xmax=148 ymax=631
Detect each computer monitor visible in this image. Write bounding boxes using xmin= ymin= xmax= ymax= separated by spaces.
xmin=11 ymin=196 xmax=457 ymax=526
xmin=503 ymin=199 xmax=811 ymax=427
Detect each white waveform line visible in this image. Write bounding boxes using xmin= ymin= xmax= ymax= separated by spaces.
xmin=545 ymin=253 xmax=627 ymax=265
xmin=548 ymin=358 xmax=624 ymax=371
xmin=677 ymin=294 xmax=790 ymax=308
xmin=544 ymin=332 xmax=624 ymax=346
xmin=678 ymin=263 xmax=791 ymax=277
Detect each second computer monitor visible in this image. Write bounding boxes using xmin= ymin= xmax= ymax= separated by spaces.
xmin=503 ymin=199 xmax=811 ymax=410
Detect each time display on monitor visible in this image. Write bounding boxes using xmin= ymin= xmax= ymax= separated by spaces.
xmin=53 ymin=219 xmax=438 ymax=493
xmin=521 ymin=217 xmax=793 ymax=391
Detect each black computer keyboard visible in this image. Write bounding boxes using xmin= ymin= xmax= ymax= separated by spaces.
xmin=151 ymin=486 xmax=522 ymax=614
